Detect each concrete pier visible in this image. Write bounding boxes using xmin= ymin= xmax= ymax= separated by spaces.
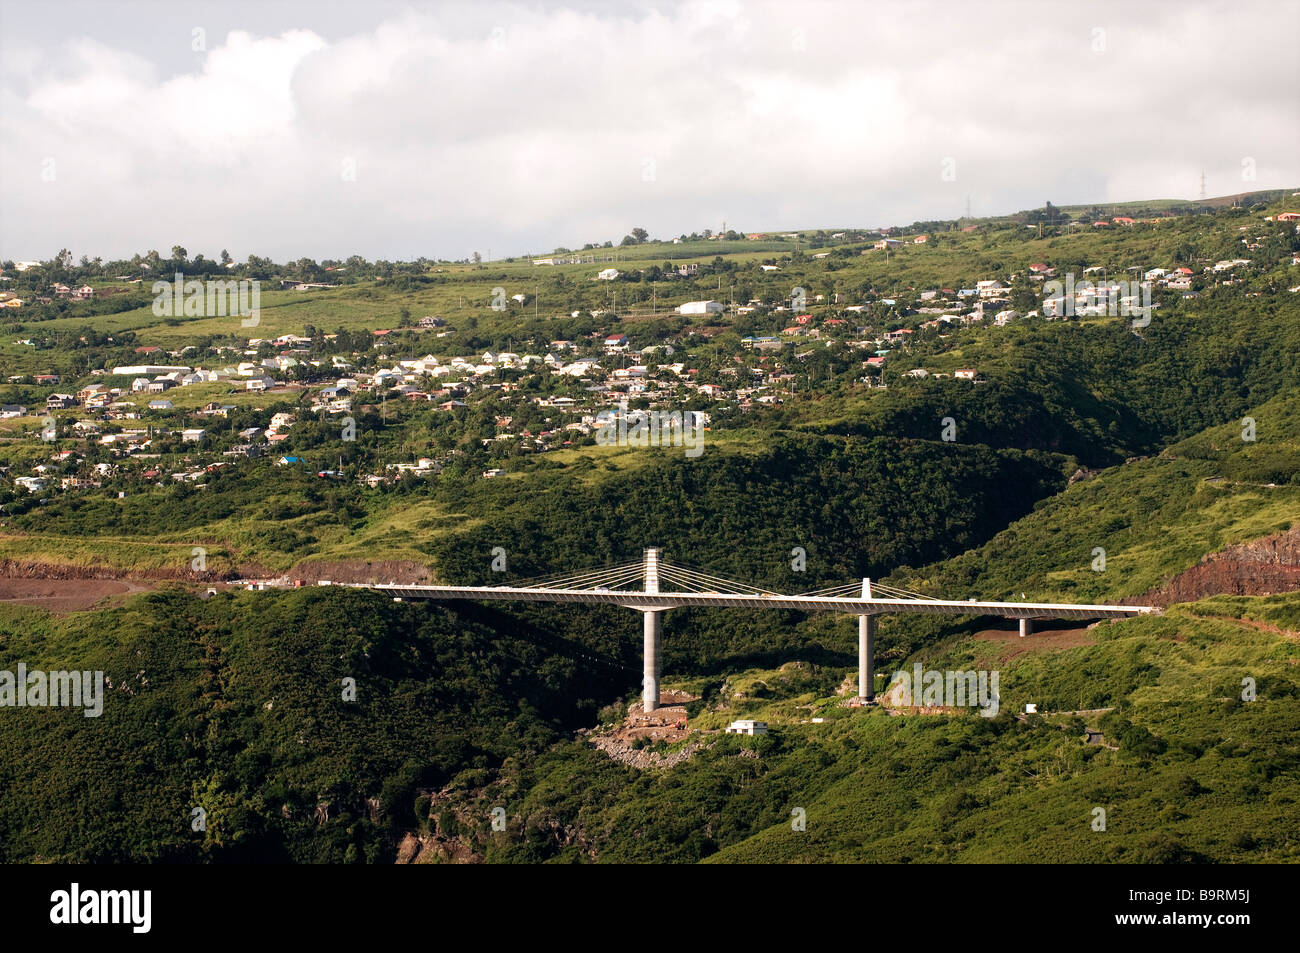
xmin=858 ymin=614 xmax=876 ymax=701
xmin=642 ymin=548 xmax=662 ymax=712
xmin=1019 ymin=617 xmax=1033 ymax=638
xmin=643 ymin=609 xmax=662 ymax=712
xmin=858 ymin=578 xmax=875 ymax=702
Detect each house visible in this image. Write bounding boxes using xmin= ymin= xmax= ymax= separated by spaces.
xmin=557 ymin=360 xmax=601 ymax=377
xmin=482 ymin=468 xmax=506 ymax=478
xmin=46 ymin=393 xmax=77 ymax=410
xmin=268 ymin=412 xmax=296 ymax=432
xmin=873 ymin=238 xmax=903 ymax=250
xmin=596 ymin=268 xmax=619 ymax=280
xmin=913 ymin=234 xmax=928 ymax=244
xmin=181 ymin=428 xmax=206 ymax=442
xmin=276 ymin=455 xmax=304 ymax=466
xmin=976 ymin=280 xmax=1008 ymax=299
xmin=1112 ymin=217 xmax=1135 ymax=226
xmin=725 ymin=719 xmax=768 ymax=736
xmin=245 ymin=375 xmax=276 ymax=392
xmin=955 ymin=369 xmax=980 ymax=380
xmin=0 ymin=405 xmax=26 ymax=418
xmin=148 ymin=400 xmax=173 ymax=410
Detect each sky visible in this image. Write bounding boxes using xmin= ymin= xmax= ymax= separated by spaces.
xmin=1 ymin=0 xmax=1297 ymax=264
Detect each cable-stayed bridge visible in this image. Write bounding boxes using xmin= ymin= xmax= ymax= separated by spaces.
xmin=336 ymin=549 xmax=1157 ymax=712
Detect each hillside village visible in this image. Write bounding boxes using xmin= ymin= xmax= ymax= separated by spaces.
xmin=3 ymin=203 xmax=1299 ymax=500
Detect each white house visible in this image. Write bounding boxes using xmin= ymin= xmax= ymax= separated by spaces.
xmin=558 ymin=360 xmax=601 ymax=377
xmin=725 ymin=719 xmax=768 ymax=736
xmin=597 ymin=268 xmax=619 ymax=280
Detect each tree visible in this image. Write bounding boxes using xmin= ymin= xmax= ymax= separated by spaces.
xmin=472 ymin=252 xmax=482 ymax=264
xmin=631 ymin=227 xmax=649 ymax=243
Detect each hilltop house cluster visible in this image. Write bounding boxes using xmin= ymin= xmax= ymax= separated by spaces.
xmin=9 ymin=204 xmax=1297 ymax=497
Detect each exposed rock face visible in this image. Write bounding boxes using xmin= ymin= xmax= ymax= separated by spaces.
xmin=0 ymin=557 xmax=220 ymax=581
xmin=592 ymin=736 xmax=704 ymax=770
xmin=288 ymin=560 xmax=433 ymax=585
xmin=1127 ymin=527 xmax=1300 ymax=606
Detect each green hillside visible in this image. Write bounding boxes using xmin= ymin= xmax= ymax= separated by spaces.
xmin=2 ymin=196 xmax=1298 ymax=864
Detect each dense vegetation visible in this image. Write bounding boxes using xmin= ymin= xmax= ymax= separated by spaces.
xmin=0 ymin=587 xmax=628 ymax=862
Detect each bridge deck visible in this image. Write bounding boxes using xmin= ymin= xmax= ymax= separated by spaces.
xmin=337 ymin=583 xmax=1156 ymax=620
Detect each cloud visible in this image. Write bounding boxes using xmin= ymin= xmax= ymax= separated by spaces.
xmin=2 ymin=0 xmax=1297 ymax=262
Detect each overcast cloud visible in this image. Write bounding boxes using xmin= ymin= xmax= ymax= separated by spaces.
xmin=1 ymin=0 xmax=1297 ymax=263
